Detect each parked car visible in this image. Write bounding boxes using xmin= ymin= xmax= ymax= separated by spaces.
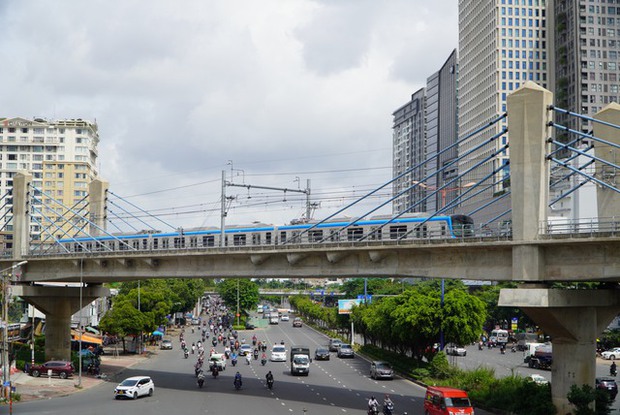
xmin=209 ymin=353 xmax=227 ymax=371
xmin=527 ymin=374 xmax=550 ymax=385
xmin=245 ymin=321 xmax=255 ymax=330
xmin=29 ymin=361 xmax=74 ymax=379
xmin=239 ymin=344 xmax=253 ymax=356
xmin=292 ymin=317 xmax=303 ymax=327
xmin=270 ymin=345 xmax=287 ymax=362
xmin=328 ymin=338 xmax=343 ymax=352
xmin=337 ymin=344 xmax=354 ymax=358
xmin=596 ymin=377 xmax=618 ymax=400
xmin=445 ymin=344 xmax=467 ymax=357
xmin=114 ymin=376 xmax=155 ymax=400
xmin=314 ymin=347 xmax=330 ymax=361
xmin=370 ymin=361 xmax=394 ymax=380
xmin=602 ymin=348 xmax=620 ymax=360
xmin=160 ymin=339 xmax=173 ymax=350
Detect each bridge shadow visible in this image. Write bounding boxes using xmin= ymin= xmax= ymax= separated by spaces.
xmin=104 ymin=364 xmax=421 ymax=413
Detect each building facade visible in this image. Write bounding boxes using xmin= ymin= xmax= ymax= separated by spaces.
xmin=0 ymin=117 xmax=99 ymax=250
xmin=457 ymin=0 xmax=548 ymax=227
xmin=392 ymin=88 xmax=427 ymax=214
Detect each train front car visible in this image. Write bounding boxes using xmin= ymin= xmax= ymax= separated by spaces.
xmin=449 ymin=214 xmax=475 ymax=238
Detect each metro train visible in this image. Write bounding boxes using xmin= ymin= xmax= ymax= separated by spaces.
xmin=56 ymin=213 xmax=474 ymax=253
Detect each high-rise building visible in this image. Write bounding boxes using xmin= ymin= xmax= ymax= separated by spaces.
xmin=0 ymin=117 xmax=99 ymax=250
xmin=392 ymin=88 xmax=427 ymax=214
xmin=426 ymin=49 xmax=460 ymax=214
xmin=457 ymin=0 xmax=548 ymax=227
xmin=550 ymin=0 xmax=620 ymax=138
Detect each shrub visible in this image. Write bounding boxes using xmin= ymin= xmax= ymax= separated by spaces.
xmin=428 ymin=352 xmax=451 ymax=379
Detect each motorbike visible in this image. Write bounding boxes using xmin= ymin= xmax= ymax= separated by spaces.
xmin=478 ymin=342 xmax=483 ymax=351
xmin=234 ymin=377 xmax=242 ymax=390
xmin=611 ymin=366 xmax=617 ymax=377
xmin=197 ymin=373 xmax=205 ymax=388
xmin=383 ymin=401 xmax=394 ymax=415
xmin=261 ymin=358 xmax=267 ymax=366
xmin=231 ymin=357 xmax=238 ymax=367
xmin=500 ymin=347 xmax=506 ymax=355
xmin=511 ymin=346 xmax=517 ymax=353
xmin=368 ymin=404 xmax=379 ymax=415
xmin=211 ymin=366 xmax=219 ymax=379
xmin=184 ymin=349 xmax=189 ymax=359
xmin=267 ymin=378 xmax=274 ymax=390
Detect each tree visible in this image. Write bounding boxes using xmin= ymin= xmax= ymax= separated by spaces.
xmin=99 ymin=299 xmax=150 ymax=352
xmin=442 ymin=289 xmax=487 ymax=346
xmin=216 ymin=279 xmax=259 ymax=314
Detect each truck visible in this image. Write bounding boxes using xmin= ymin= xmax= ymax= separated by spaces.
xmin=515 ymin=332 xmax=539 ymax=351
xmin=525 ymin=343 xmax=552 ymax=370
xmin=290 ymin=345 xmax=311 ymax=376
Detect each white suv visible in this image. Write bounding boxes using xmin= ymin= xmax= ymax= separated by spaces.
xmin=114 ymin=376 xmax=155 ymax=400
xmin=602 ymin=348 xmax=620 ymax=360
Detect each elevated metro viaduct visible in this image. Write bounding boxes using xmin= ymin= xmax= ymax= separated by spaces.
xmin=3 ymin=82 xmax=620 ymax=413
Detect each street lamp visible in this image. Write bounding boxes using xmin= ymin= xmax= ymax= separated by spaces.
xmin=2 ymin=260 xmax=27 ymax=401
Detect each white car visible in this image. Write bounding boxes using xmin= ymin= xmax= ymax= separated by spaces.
xmin=445 ymin=344 xmax=467 ymax=357
xmin=281 ymin=315 xmax=290 ymax=322
xmin=239 ymin=344 xmax=253 ymax=356
xmin=114 ymin=376 xmax=155 ymax=400
xmin=528 ymin=374 xmax=550 ymax=385
xmin=271 ymin=345 xmax=287 ymax=362
xmin=602 ymin=347 xmax=620 ymax=360
xmin=209 ymin=353 xmax=227 ymax=370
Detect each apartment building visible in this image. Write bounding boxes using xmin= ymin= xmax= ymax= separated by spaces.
xmin=0 ymin=117 xmax=99 ymax=250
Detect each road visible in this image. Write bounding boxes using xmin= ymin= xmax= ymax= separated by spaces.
xmin=451 ymin=344 xmax=620 ymax=412
xmin=11 ymin=314 xmax=494 ymax=415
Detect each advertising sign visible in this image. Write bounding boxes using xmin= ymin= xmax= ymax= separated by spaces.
xmin=338 ymin=299 xmax=362 ymax=314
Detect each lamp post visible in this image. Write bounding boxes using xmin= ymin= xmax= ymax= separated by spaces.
xmin=2 ymin=260 xmax=27 ymax=401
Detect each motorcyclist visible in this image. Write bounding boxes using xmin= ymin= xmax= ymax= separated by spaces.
xmin=383 ymin=394 xmax=394 ymax=415
xmin=261 ymin=352 xmax=267 ymax=365
xmin=192 ymin=343 xmax=196 ymax=354
xmin=197 ymin=369 xmax=205 ymax=387
xmin=246 ymin=353 xmax=252 ymax=365
xmin=266 ymin=370 xmax=274 ymax=388
xmin=253 ymin=348 xmax=259 ymax=360
xmin=234 ymin=371 xmax=243 ymax=389
xmin=368 ymin=396 xmax=379 ymax=415
xmin=611 ymin=361 xmax=617 ymax=376
xmin=231 ymin=351 xmax=238 ymax=366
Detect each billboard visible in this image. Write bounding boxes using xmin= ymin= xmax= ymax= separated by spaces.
xmin=338 ymin=299 xmax=362 ymax=314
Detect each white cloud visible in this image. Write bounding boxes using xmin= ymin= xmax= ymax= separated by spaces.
xmin=0 ymin=0 xmax=458 ymax=229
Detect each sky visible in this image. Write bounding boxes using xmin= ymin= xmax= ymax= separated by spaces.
xmin=0 ymin=0 xmax=458 ymax=231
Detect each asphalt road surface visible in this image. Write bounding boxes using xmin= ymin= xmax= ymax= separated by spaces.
xmin=11 ymin=315 xmax=494 ymax=415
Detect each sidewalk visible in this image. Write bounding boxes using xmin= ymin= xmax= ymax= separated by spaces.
xmin=9 ymin=351 xmax=150 ymax=403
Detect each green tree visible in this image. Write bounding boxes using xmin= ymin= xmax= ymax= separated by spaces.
xmin=99 ymin=299 xmax=150 ymax=352
xmin=216 ymin=279 xmax=259 ymax=314
xmin=442 ymin=289 xmax=487 ymax=346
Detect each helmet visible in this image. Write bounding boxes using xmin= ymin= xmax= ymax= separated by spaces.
xmin=371 ymin=396 xmax=375 ymax=400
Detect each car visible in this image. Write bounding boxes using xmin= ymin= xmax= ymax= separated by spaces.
xmin=29 ymin=361 xmax=74 ymax=379
xmin=114 ymin=376 xmax=155 ymax=400
xmin=281 ymin=315 xmax=290 ymax=322
xmin=602 ymin=348 xmax=620 ymax=360
xmin=445 ymin=344 xmax=467 ymax=357
xmin=239 ymin=344 xmax=253 ymax=356
xmin=209 ymin=353 xmax=227 ymax=371
xmin=269 ymin=316 xmax=279 ymax=325
xmin=314 ymin=347 xmax=330 ymax=361
xmin=328 ymin=338 xmax=343 ymax=352
xmin=160 ymin=339 xmax=173 ymax=350
xmin=596 ymin=377 xmax=618 ymax=400
xmin=337 ymin=344 xmax=354 ymax=358
xmin=527 ymin=374 xmax=549 ymax=385
xmin=191 ymin=318 xmax=201 ymax=325
xmin=370 ymin=361 xmax=394 ymax=380
xmin=292 ymin=317 xmax=303 ymax=327
xmin=270 ymin=345 xmax=287 ymax=362
xmin=245 ymin=321 xmax=255 ymax=330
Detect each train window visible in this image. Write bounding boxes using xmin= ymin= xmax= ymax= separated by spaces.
xmin=347 ymin=227 xmax=363 ymax=241
xmin=85 ymin=242 xmax=92 ymax=251
xmin=308 ymin=230 xmax=323 ymax=242
xmin=74 ymin=244 xmax=83 ymax=252
xmin=189 ymin=237 xmax=197 ymax=248
xmin=153 ymin=238 xmax=159 ymax=249
xmin=368 ymin=226 xmax=382 ymax=240
xmin=252 ymin=233 xmax=261 ymax=245
xmin=174 ymin=237 xmax=185 ymax=248
xmin=280 ymin=231 xmax=287 ymax=243
xmin=233 ymin=234 xmax=246 ymax=246
xmin=389 ymin=225 xmax=407 ymax=239
xmin=291 ymin=231 xmax=300 ymax=243
xmin=415 ymin=225 xmax=428 ymax=239
xmin=162 ymin=239 xmax=169 ymax=249
xmin=329 ymin=230 xmax=340 ymax=242
xmin=108 ymin=241 xmax=116 ymax=251
xmin=133 ymin=240 xmax=140 ymax=249
xmin=265 ymin=232 xmax=272 ymax=245
xmin=203 ymin=236 xmax=215 ymax=247
xmin=119 ymin=240 xmax=129 ymax=250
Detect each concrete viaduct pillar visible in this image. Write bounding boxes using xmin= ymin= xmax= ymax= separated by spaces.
xmin=12 ymin=285 xmax=110 ymax=361
xmin=500 ymin=83 xmax=620 ymax=413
